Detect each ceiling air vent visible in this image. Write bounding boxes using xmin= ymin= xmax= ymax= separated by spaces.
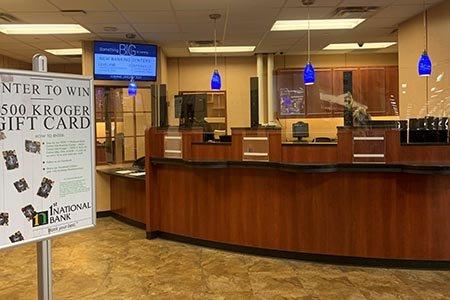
xmin=332 ymin=6 xmax=379 ymax=19
xmin=0 ymin=13 xmax=19 ymax=23
xmin=60 ymin=10 xmax=87 ymax=17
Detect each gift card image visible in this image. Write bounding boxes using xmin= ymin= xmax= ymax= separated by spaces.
xmin=21 ymin=204 xmax=37 ymax=221
xmin=0 ymin=213 xmax=8 ymax=226
xmin=13 ymin=178 xmax=29 ymax=193
xmin=9 ymin=231 xmax=24 ymax=243
xmin=3 ymin=150 xmax=19 ymax=170
xmin=25 ymin=140 xmax=41 ymax=154
xmin=37 ymin=177 xmax=54 ymax=199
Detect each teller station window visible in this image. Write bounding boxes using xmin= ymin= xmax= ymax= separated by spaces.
xmin=95 ymin=86 xmax=152 ymax=165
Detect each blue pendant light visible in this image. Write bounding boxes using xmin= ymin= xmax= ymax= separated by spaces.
xmin=210 ymin=14 xmax=222 ymax=90
xmin=418 ymin=2 xmax=432 ymax=77
xmin=304 ymin=62 xmax=315 ymax=85
xmin=418 ymin=51 xmax=432 ymax=77
xmin=211 ymin=69 xmax=221 ymax=90
xmin=128 ymin=78 xmax=137 ymax=96
xmin=303 ymin=2 xmax=315 ymax=85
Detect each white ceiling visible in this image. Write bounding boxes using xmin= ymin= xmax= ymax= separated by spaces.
xmin=0 ymin=0 xmax=445 ymax=63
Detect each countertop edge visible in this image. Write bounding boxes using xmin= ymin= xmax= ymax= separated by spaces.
xmin=150 ymin=158 xmax=450 ymax=175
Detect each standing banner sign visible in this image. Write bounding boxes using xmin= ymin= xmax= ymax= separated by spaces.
xmin=0 ymin=68 xmax=95 ymax=250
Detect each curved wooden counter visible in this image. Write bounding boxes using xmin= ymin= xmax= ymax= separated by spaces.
xmin=145 ymin=127 xmax=450 ymax=266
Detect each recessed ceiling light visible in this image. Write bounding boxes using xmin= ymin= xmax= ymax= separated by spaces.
xmin=271 ymin=19 xmax=365 ymax=31
xmin=0 ymin=24 xmax=89 ymax=35
xmin=323 ymin=42 xmax=397 ymax=50
xmin=45 ymin=48 xmax=82 ymax=56
xmin=189 ymin=46 xmax=255 ymax=53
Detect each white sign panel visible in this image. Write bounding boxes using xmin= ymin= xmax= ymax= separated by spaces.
xmin=0 ymin=69 xmax=95 ymax=250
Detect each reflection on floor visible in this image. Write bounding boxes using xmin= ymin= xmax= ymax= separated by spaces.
xmin=0 ymin=217 xmax=449 ymax=299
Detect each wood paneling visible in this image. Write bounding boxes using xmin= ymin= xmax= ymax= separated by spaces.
xmin=111 ymin=176 xmax=146 ymax=224
xmin=0 ymin=54 xmax=31 ymax=70
xmin=181 ymin=130 xmax=203 ymax=160
xmin=359 ymin=67 xmax=386 ymax=114
xmin=282 ymin=145 xmax=338 ymax=163
xmin=48 ymin=64 xmax=82 ymax=74
xmin=337 ymin=129 xmax=353 ymax=163
xmin=191 ymin=143 xmax=231 ymax=161
xmin=149 ymin=164 xmax=450 ymax=260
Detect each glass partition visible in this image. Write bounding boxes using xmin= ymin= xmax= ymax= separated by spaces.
xmin=274 ymin=66 xmax=400 ymax=143
xmin=95 ymin=86 xmax=152 ymax=165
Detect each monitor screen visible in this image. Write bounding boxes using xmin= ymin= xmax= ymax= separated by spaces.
xmin=93 ymin=41 xmax=157 ymax=81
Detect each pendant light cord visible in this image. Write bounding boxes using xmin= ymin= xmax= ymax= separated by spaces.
xmin=214 ymin=19 xmax=217 ymax=68
xmin=307 ymin=4 xmax=311 ymax=63
xmin=423 ymin=0 xmax=427 ymax=51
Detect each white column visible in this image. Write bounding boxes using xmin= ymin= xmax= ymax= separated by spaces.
xmin=267 ymin=53 xmax=275 ymax=123
xmin=256 ymin=54 xmax=265 ymax=124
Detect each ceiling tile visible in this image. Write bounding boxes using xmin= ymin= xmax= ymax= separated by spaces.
xmin=98 ymin=33 xmax=144 ymax=43
xmin=278 ymin=7 xmax=337 ymax=20
xmin=228 ymin=0 xmax=286 ymax=9
xmin=339 ymin=0 xmax=394 ymax=6
xmin=31 ymin=41 xmax=74 ymax=49
xmin=163 ymin=47 xmax=190 ymax=57
xmin=374 ymin=4 xmax=423 ymax=18
xmin=133 ymin=23 xmax=180 ymax=33
xmin=51 ymin=33 xmax=99 ymax=42
xmin=48 ymin=0 xmax=116 ymax=11
xmin=141 ymin=32 xmax=186 ymax=43
xmin=122 ymin=11 xmax=175 ymax=23
xmin=0 ymin=41 xmax=36 ymax=51
xmin=265 ymin=31 xmax=306 ymax=39
xmin=0 ymin=0 xmax=59 ymax=12
xmin=0 ymin=33 xmax=22 ymax=43
xmin=72 ymin=12 xmax=127 ymax=24
xmin=228 ymin=8 xmax=279 ymax=23
xmin=9 ymin=12 xmax=76 ymax=23
xmin=83 ymin=23 xmax=135 ymax=34
xmin=285 ymin=0 xmax=344 ymax=7
xmin=11 ymin=34 xmax=65 ymax=43
xmin=175 ymin=10 xmax=226 ymax=23
xmin=171 ymin=0 xmax=227 ymax=10
xmin=110 ymin=0 xmax=172 ymax=11
xmin=227 ymin=21 xmax=272 ymax=34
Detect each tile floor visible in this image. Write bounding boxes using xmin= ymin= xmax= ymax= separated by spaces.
xmin=0 ymin=217 xmax=449 ymax=299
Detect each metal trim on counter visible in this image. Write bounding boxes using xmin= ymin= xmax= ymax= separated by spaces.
xmin=150 ymin=157 xmax=450 ymax=175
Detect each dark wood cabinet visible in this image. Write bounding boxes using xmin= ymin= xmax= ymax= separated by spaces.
xmin=359 ymin=67 xmax=386 ymax=114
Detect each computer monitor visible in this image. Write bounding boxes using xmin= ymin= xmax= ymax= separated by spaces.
xmin=292 ymin=121 xmax=309 ymax=141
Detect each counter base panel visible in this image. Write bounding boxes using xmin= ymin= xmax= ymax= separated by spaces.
xmin=149 ymin=165 xmax=450 ymax=261
xmin=111 ymin=176 xmax=146 ymax=225
xmin=146 ymin=231 xmax=450 ymax=269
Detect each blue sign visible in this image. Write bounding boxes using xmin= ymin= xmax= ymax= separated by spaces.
xmin=93 ymin=41 xmax=157 ymax=81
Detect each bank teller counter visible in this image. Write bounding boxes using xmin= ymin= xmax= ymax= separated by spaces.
xmin=96 ymin=160 xmax=146 ymax=228
xmin=145 ymin=125 xmax=450 ymax=266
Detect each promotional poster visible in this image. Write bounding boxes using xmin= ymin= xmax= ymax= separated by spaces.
xmin=0 ymin=69 xmax=95 ymax=250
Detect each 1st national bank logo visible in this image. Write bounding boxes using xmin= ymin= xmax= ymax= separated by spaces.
xmin=32 ymin=201 xmax=91 ymax=228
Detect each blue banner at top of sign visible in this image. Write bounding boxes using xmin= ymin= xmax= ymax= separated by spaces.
xmin=94 ymin=41 xmax=157 ymax=57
